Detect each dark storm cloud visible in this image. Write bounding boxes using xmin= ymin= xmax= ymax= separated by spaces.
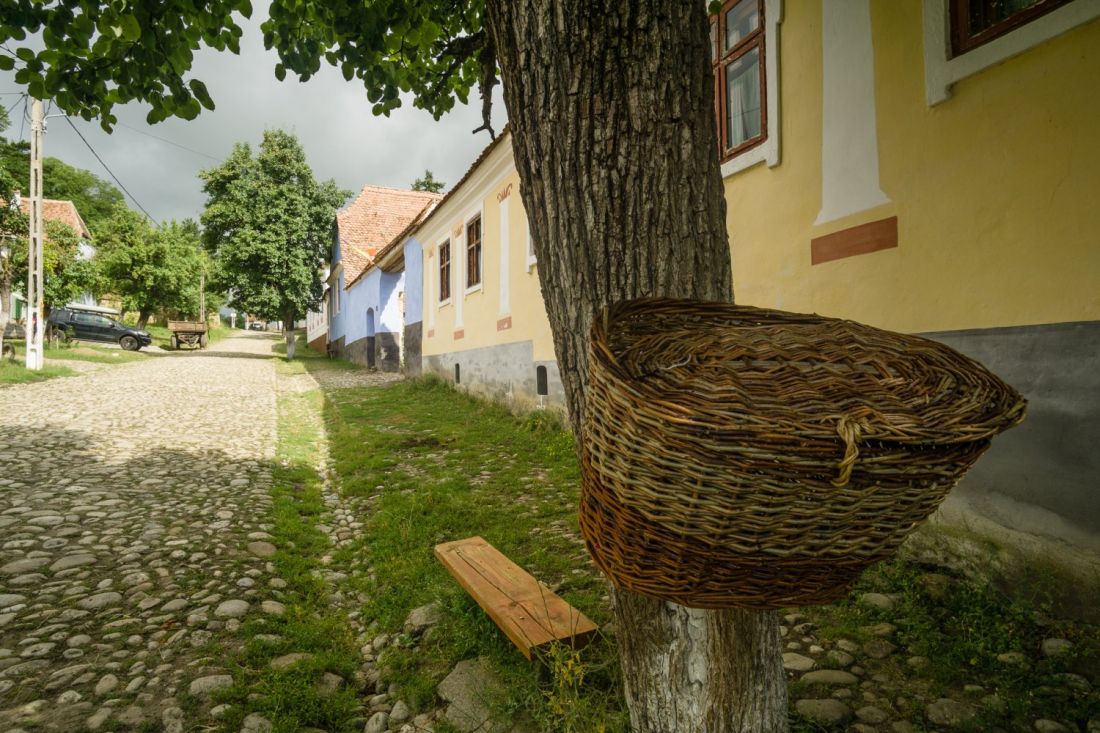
xmin=1 ymin=9 xmax=506 ymax=224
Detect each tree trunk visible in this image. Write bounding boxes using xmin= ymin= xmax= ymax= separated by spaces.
xmin=485 ymin=1 xmax=788 ymax=730
xmin=0 ymin=276 xmax=10 ymax=359
xmin=284 ymin=310 xmax=296 ymax=360
xmin=137 ymin=309 xmax=152 ymax=330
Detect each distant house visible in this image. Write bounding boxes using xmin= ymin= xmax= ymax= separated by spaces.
xmin=326 ymin=185 xmax=442 ymax=365
xmin=305 ymin=270 xmax=329 ymax=352
xmin=343 ymin=202 xmax=438 ymax=371
xmin=414 ymin=130 xmax=561 ymax=407
xmin=4 ymin=194 xmax=95 ymax=319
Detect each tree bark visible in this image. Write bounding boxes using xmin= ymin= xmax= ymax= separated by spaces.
xmin=137 ymin=309 xmax=152 ymax=330
xmin=485 ymin=1 xmax=787 ymax=730
xmin=0 ymin=276 xmax=10 ymax=358
xmin=284 ymin=309 xmax=296 ymax=360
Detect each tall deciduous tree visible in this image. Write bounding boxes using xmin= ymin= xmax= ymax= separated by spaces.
xmin=1 ymin=2 xmax=787 ymax=729
xmin=95 ymin=205 xmax=203 ymax=328
xmin=199 ymin=131 xmax=347 ymax=359
xmin=0 ymin=138 xmax=126 ymax=235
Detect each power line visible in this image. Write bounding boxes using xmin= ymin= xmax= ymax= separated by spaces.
xmin=62 ymin=116 xmax=159 ymax=225
xmin=117 ymin=121 xmax=220 ymax=160
xmin=3 ymin=93 xmax=24 ymax=118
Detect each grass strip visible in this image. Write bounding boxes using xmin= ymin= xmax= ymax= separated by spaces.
xmin=324 ymin=375 xmax=630 ymax=733
xmin=0 ymin=359 xmax=76 ymax=385
xmin=208 ymin=354 xmax=363 ymax=733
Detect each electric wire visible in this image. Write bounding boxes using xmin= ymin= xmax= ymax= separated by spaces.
xmin=62 ymin=116 xmax=158 ymax=225
xmin=116 ymin=121 xmax=219 ymax=160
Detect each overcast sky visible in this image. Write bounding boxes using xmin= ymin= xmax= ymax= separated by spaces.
xmin=1 ymin=9 xmax=506 ymax=225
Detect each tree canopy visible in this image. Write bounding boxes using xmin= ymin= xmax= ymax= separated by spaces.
xmin=94 ymin=204 xmax=203 ymax=326
xmin=0 ymin=136 xmax=126 ymax=234
xmin=199 ymin=129 xmax=347 ymax=332
xmin=411 ymin=169 xmax=445 ymax=193
xmin=0 ymin=1 xmax=494 ymax=132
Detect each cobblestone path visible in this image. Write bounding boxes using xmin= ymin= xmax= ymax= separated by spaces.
xmin=0 ymin=333 xmax=281 ymax=730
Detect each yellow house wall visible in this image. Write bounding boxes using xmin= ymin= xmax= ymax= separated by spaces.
xmin=421 ymin=145 xmax=556 ymax=363
xmin=726 ymin=1 xmax=1100 ymax=334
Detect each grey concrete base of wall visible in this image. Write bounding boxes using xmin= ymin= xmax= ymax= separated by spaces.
xmin=377 ymin=332 xmax=399 ymax=372
xmin=344 ymin=332 xmax=401 ymax=372
xmin=403 ymin=323 xmax=422 ymax=377
xmin=903 ymin=502 xmax=1100 ymax=623
xmin=923 ymin=321 xmax=1100 ymax=553
xmin=329 ymin=336 xmax=345 ymax=357
xmin=423 ymin=340 xmax=564 ymax=409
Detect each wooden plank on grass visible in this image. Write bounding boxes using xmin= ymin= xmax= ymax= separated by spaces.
xmin=434 ymin=536 xmax=598 ymax=660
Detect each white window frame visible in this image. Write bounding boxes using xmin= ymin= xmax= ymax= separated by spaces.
xmin=464 ymin=206 xmax=485 ymax=295
xmin=720 ymin=0 xmax=783 ymax=179
xmin=437 ymin=239 xmax=452 ymax=307
xmin=923 ymin=0 xmax=1100 ymax=106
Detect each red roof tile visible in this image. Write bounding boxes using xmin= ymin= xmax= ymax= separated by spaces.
xmin=17 ymin=197 xmax=93 ymax=240
xmin=337 ymin=186 xmax=442 ymax=282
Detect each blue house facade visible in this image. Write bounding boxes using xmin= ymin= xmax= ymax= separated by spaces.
xmin=325 ymin=185 xmax=441 ymax=370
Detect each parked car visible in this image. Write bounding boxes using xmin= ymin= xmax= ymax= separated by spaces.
xmin=48 ymin=307 xmax=152 ymax=351
xmin=248 ymin=321 xmax=266 ymax=331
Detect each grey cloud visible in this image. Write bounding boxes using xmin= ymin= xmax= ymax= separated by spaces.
xmin=1 ymin=8 xmax=506 ymax=225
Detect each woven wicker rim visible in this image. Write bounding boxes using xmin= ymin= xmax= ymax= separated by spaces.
xmin=590 ymin=299 xmax=1025 ymax=452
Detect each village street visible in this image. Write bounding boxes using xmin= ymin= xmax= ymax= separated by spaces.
xmin=0 ymin=332 xmax=298 ymax=730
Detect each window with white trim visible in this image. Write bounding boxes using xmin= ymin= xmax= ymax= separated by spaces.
xmin=712 ymin=0 xmax=766 ymax=161
xmin=439 ymin=241 xmax=451 ymax=302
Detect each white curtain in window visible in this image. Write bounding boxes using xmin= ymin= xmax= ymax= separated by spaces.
xmin=727 ymin=51 xmax=761 ymax=148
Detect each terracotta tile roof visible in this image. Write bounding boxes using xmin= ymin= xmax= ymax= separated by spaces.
xmin=336 ymin=185 xmax=442 ymax=282
xmin=16 ymin=197 xmax=93 ymax=240
xmin=348 ymin=200 xmax=439 ymax=286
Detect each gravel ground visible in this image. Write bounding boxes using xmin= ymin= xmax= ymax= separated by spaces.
xmin=0 ymin=332 xmax=282 ymax=730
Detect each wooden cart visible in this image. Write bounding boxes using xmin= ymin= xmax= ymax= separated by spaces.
xmin=167 ymin=320 xmax=208 ymax=350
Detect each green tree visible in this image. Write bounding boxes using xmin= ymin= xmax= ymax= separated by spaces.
xmin=1 ymin=3 xmax=786 ymax=729
xmin=411 ymin=169 xmax=444 ymax=193
xmin=94 ymin=205 xmax=202 ymax=328
xmin=0 ymin=138 xmax=125 ymax=235
xmin=199 ymin=130 xmax=347 ymax=359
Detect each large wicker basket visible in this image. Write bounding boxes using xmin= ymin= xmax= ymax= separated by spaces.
xmin=579 ymin=299 xmax=1026 ymax=609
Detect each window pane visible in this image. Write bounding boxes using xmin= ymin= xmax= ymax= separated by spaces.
xmin=726 ymin=46 xmax=761 ymax=149
xmin=969 ymin=0 xmax=1043 ymax=33
xmin=725 ymin=0 xmax=760 ymax=52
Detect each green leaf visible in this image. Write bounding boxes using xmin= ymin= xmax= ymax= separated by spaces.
xmin=0 ymin=56 xmax=13 ymax=72
xmin=118 ymin=14 xmax=142 ymax=42
xmin=189 ymin=79 xmax=215 ymax=110
xmin=274 ymin=63 xmax=286 ymax=82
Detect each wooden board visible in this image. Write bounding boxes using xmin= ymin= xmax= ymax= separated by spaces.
xmin=167 ymin=320 xmax=208 ymax=334
xmin=435 ymin=536 xmax=598 ymax=660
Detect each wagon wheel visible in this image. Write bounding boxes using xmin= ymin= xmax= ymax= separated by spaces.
xmin=170 ymin=334 xmax=178 ymax=350
xmin=199 ymin=333 xmax=208 ymax=349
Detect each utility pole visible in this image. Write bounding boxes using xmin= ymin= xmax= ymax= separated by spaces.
xmin=25 ymin=99 xmax=45 ymax=371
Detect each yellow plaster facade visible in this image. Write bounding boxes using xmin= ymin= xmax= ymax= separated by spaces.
xmin=724 ymin=1 xmax=1100 ymax=334
xmin=419 ymin=133 xmax=557 ymax=396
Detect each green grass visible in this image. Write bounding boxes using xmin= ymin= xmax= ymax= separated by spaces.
xmin=206 ymin=356 xmax=363 ymax=732
xmin=798 ymin=557 xmax=1100 ymax=731
xmin=0 ymin=358 xmax=76 ymax=384
xmin=324 ymin=375 xmax=629 ymax=733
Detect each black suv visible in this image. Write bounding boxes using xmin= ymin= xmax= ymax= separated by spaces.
xmin=48 ymin=307 xmax=152 ymax=351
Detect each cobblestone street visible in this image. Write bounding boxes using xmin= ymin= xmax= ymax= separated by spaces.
xmin=0 ymin=333 xmax=282 ymax=730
